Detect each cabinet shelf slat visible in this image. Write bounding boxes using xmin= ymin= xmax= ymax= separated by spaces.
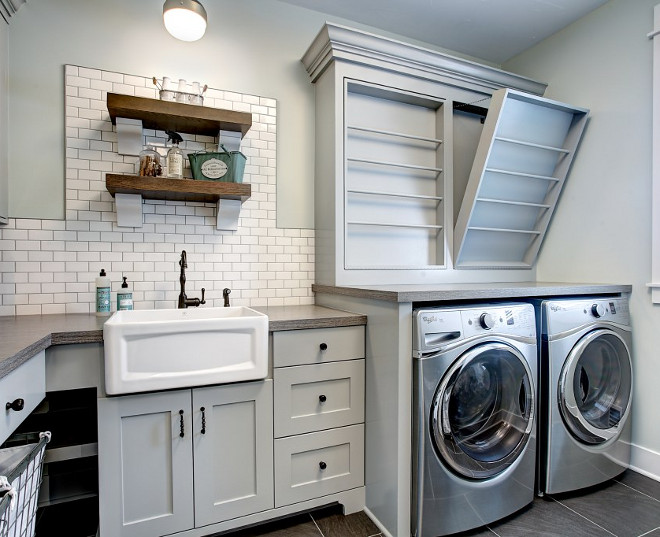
xmin=494 ymin=136 xmax=571 ymax=154
xmin=347 ymin=157 xmax=443 ymax=174
xmin=347 ymin=125 xmax=443 ymax=145
xmin=484 ymin=167 xmax=561 ymax=182
xmin=106 ymin=174 xmax=251 ymax=204
xmin=467 ymin=226 xmax=541 ymax=235
xmin=347 ymin=220 xmax=443 ymax=231
xmin=476 ymin=197 xmax=550 ymax=209
xmin=347 ymin=189 xmax=443 ymax=202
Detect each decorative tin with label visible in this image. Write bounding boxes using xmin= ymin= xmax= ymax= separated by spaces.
xmin=188 ymin=145 xmax=246 ymax=182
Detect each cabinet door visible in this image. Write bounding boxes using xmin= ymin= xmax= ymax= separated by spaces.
xmin=98 ymin=390 xmax=194 ymax=537
xmin=193 ymin=380 xmax=274 ymax=526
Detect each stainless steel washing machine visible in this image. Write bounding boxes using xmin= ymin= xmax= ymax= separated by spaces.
xmin=537 ymin=297 xmax=633 ymax=495
xmin=412 ymin=303 xmax=537 ymax=537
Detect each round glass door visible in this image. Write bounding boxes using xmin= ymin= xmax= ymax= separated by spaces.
xmin=430 ymin=342 xmax=535 ymax=479
xmin=559 ymin=329 xmax=632 ymax=445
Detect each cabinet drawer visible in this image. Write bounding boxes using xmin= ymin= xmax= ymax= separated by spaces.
xmin=274 ymin=424 xmax=364 ymax=507
xmin=273 ymin=326 xmax=364 ymax=367
xmin=1 ymin=351 xmax=46 ymax=445
xmin=274 ymin=360 xmax=364 ymax=437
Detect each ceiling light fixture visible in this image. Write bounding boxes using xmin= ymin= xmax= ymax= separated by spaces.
xmin=163 ymin=0 xmax=207 ymax=42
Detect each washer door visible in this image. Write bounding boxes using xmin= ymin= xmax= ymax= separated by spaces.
xmin=559 ymin=328 xmax=632 ymax=445
xmin=430 ymin=342 xmax=535 ymax=479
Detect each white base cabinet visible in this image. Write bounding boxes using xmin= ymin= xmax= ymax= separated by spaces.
xmin=98 ymin=381 xmax=273 ymax=537
xmin=97 ymin=325 xmax=367 ymax=537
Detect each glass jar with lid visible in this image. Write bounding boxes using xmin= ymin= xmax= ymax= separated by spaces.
xmin=138 ymin=146 xmax=162 ymax=177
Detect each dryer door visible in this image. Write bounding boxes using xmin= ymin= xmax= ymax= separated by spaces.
xmin=430 ymin=342 xmax=535 ymax=479
xmin=559 ymin=328 xmax=632 ymax=445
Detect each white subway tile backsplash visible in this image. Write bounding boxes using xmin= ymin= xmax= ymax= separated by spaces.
xmin=0 ymin=65 xmax=314 ymax=315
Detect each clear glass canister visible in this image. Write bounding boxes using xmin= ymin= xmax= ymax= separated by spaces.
xmin=138 ymin=146 xmax=162 ymax=177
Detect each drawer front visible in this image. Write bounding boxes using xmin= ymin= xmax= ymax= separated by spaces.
xmin=273 ymin=326 xmax=364 ymax=367
xmin=274 ymin=360 xmax=365 ymax=438
xmin=1 ymin=351 xmax=46 ymax=445
xmin=274 ymin=424 xmax=364 ymax=507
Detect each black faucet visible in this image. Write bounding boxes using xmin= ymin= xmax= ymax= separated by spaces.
xmin=223 ymin=288 xmax=231 ymax=307
xmin=178 ymin=250 xmax=206 ymax=309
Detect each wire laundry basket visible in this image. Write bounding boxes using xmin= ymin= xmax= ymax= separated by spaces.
xmin=0 ymin=432 xmax=50 ymax=537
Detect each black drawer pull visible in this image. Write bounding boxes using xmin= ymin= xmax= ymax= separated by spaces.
xmin=319 ymin=342 xmax=328 ymax=351
xmin=179 ymin=409 xmax=185 ymax=438
xmin=319 ymin=394 xmax=327 ymax=403
xmin=5 ymin=398 xmax=24 ymax=412
xmin=201 ymin=407 xmax=206 ymax=434
xmin=319 ymin=461 xmax=327 ymax=470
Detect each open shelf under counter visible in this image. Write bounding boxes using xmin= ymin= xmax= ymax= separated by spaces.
xmin=105 ymin=174 xmax=251 ymax=204
xmin=107 ymin=93 xmax=252 ymax=137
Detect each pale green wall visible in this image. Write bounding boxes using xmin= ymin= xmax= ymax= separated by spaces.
xmin=0 ymin=21 xmax=7 ymax=221
xmin=505 ymin=0 xmax=659 ymax=471
xmin=7 ymin=0 xmax=328 ymax=227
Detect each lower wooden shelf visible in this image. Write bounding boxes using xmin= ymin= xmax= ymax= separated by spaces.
xmin=105 ymin=174 xmax=251 ymax=204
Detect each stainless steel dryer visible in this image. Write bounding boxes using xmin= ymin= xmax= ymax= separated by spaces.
xmin=412 ymin=303 xmax=537 ymax=537
xmin=538 ymin=297 xmax=633 ymax=495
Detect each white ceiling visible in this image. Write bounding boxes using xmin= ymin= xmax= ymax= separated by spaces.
xmin=279 ymin=0 xmax=609 ymax=64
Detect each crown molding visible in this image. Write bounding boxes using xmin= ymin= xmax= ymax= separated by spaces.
xmin=301 ymin=22 xmax=547 ymax=96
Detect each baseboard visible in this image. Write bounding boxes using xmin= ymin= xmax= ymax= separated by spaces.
xmin=363 ymin=506 xmax=395 ymax=537
xmin=630 ymin=443 xmax=660 ymax=481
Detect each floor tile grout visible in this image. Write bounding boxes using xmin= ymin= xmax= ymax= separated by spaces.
xmin=614 ymin=478 xmax=660 ymax=504
xmin=637 ymin=528 xmax=660 ymax=537
xmin=308 ymin=512 xmax=326 ymax=537
xmin=549 ymin=496 xmax=618 ymax=537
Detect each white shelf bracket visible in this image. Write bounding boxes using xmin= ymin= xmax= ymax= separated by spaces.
xmin=115 ymin=193 xmax=143 ymax=228
xmin=218 ymin=130 xmax=242 ymax=152
xmin=116 ymin=117 xmax=143 ymax=156
xmin=216 ymin=198 xmax=242 ymax=231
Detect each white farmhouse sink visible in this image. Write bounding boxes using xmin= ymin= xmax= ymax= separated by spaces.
xmin=103 ymin=307 xmax=268 ymax=395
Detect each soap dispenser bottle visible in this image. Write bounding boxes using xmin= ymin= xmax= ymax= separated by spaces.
xmin=96 ymin=269 xmax=111 ymax=316
xmin=117 ymin=276 xmax=133 ymax=311
xmin=166 ymin=130 xmax=184 ymax=178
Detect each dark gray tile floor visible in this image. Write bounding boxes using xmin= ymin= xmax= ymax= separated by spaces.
xmin=222 ymin=470 xmax=660 ymax=537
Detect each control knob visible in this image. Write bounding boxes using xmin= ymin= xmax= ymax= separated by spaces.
xmin=479 ymin=313 xmax=495 ymax=330
xmin=591 ymin=304 xmax=605 ymax=318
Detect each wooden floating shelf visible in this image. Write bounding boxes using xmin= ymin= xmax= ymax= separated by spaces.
xmin=107 ymin=93 xmax=252 ymax=137
xmin=106 ymin=174 xmax=251 ymax=204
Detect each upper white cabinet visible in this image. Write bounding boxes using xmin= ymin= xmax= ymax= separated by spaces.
xmin=454 ymin=89 xmax=588 ymax=268
xmin=344 ymin=81 xmax=447 ymax=270
xmin=302 ymin=23 xmax=570 ymax=286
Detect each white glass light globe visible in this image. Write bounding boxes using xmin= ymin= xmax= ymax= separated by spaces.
xmin=163 ymin=1 xmax=207 ymax=42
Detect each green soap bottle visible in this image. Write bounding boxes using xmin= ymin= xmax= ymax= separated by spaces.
xmin=117 ymin=276 xmax=133 ymax=311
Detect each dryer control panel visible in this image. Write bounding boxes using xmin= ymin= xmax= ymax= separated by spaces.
xmin=413 ymin=304 xmax=535 ymax=355
xmin=543 ymin=297 xmax=630 ymax=336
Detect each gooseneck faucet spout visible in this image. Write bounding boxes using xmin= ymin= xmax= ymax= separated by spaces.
xmin=178 ymin=250 xmax=206 ymax=309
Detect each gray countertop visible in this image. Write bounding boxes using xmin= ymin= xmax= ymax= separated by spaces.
xmin=312 ymin=281 xmax=632 ymax=302
xmin=0 ymin=305 xmax=367 ymax=381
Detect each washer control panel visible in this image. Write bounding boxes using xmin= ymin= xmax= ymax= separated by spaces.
xmin=413 ymin=304 xmax=535 ymax=355
xmin=544 ymin=297 xmax=630 ymax=335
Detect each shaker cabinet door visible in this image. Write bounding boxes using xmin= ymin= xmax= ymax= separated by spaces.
xmin=98 ymin=389 xmax=194 ymax=537
xmin=193 ymin=380 xmax=274 ymax=527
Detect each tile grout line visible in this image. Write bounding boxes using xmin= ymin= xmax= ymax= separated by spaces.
xmin=614 ymin=479 xmax=660 ymax=504
xmin=309 ymin=512 xmax=326 ymax=537
xmin=637 ymin=527 xmax=660 ymax=537
xmin=549 ymin=496 xmax=618 ymax=537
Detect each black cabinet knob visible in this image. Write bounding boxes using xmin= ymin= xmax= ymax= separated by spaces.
xmin=319 ymin=461 xmax=327 ymax=470
xmin=5 ymin=398 xmax=24 ymax=412
xmin=319 ymin=342 xmax=328 ymax=351
xmin=319 ymin=394 xmax=327 ymax=403
xmin=200 ymin=407 xmax=206 ymax=434
xmin=179 ymin=409 xmax=185 ymax=438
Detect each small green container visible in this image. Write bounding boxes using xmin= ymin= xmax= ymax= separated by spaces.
xmin=188 ymin=146 xmax=246 ymax=183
